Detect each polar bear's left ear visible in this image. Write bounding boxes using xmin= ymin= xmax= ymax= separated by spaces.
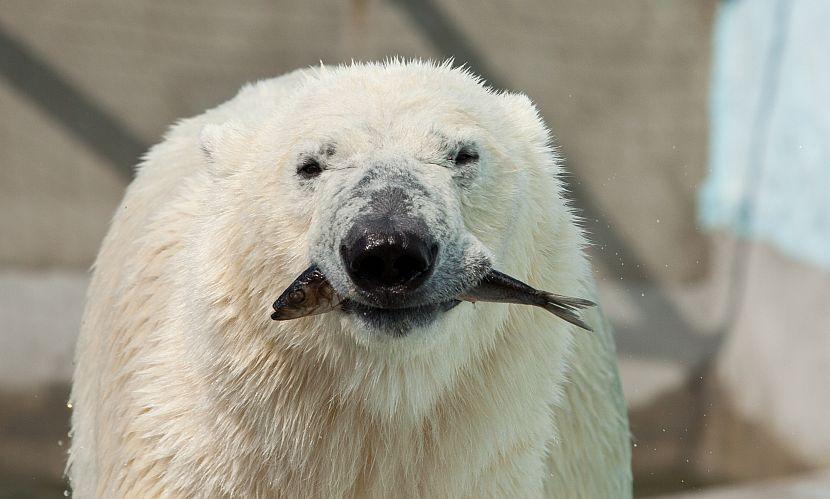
xmin=200 ymin=120 xmax=250 ymax=176
xmin=499 ymin=91 xmax=549 ymax=143
xmin=501 ymin=91 xmax=536 ymax=114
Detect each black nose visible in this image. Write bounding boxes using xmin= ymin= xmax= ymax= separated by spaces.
xmin=341 ymin=221 xmax=438 ymax=292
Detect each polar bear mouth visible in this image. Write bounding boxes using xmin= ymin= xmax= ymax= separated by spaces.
xmin=340 ymin=298 xmax=462 ymax=333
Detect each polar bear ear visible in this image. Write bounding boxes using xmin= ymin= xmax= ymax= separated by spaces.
xmin=499 ymin=91 xmax=552 ymax=148
xmin=501 ymin=91 xmax=535 ymax=111
xmin=200 ymin=120 xmax=249 ymax=176
xmin=500 ymin=92 xmax=544 ymax=130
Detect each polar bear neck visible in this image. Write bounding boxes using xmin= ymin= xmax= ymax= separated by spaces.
xmin=150 ymin=300 xmax=573 ymax=497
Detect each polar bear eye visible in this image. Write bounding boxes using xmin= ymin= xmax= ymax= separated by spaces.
xmin=297 ymin=158 xmax=323 ymax=179
xmin=453 ymin=147 xmax=479 ymax=166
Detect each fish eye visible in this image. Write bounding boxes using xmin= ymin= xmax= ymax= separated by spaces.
xmin=452 ymin=146 xmax=479 ymax=166
xmin=297 ymin=158 xmax=323 ymax=179
xmin=288 ymin=289 xmax=305 ymax=303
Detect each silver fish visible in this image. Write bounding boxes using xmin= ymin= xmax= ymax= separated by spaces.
xmin=271 ymin=265 xmax=595 ymax=331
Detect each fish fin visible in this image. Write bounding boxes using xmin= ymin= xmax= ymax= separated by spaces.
xmin=542 ymin=301 xmax=594 ymax=332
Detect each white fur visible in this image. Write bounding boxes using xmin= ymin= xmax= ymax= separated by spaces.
xmin=69 ymin=61 xmax=631 ymax=498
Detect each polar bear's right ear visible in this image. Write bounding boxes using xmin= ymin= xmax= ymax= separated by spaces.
xmin=200 ymin=120 xmax=249 ymax=176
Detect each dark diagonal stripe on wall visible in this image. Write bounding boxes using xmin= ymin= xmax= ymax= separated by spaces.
xmin=387 ymin=0 xmax=506 ymax=89
xmin=0 ymin=27 xmax=145 ymax=181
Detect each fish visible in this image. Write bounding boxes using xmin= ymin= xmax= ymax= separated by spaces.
xmin=271 ymin=265 xmax=595 ymax=331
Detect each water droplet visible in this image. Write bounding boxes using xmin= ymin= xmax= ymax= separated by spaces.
xmin=58 ymin=440 xmax=64 ymax=447
xmin=66 ymin=402 xmax=73 ymax=409
xmin=641 ymin=292 xmax=645 ymax=297
xmin=64 ymin=491 xmax=69 ymax=497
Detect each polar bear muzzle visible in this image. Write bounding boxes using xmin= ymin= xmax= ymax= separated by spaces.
xmin=304 ymin=160 xmax=484 ymax=332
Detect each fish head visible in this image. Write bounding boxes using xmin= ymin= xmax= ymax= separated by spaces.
xmin=271 ymin=267 xmax=339 ymax=320
xmin=271 ymin=283 xmax=311 ymax=320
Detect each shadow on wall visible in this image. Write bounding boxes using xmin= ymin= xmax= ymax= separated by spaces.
xmin=0 ymin=384 xmax=70 ymax=497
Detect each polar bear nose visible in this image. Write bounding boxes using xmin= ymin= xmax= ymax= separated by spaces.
xmin=340 ymin=220 xmax=438 ymax=292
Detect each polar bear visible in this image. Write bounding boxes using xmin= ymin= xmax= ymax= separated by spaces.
xmin=68 ymin=61 xmax=631 ymax=498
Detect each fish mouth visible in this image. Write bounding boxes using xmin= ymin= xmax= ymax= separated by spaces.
xmin=340 ymin=298 xmax=462 ymax=335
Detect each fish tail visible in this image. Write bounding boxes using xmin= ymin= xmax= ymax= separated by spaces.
xmin=538 ymin=292 xmax=595 ymax=311
xmin=541 ymin=301 xmax=594 ymax=332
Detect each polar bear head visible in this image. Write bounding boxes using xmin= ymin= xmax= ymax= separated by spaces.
xmin=197 ymin=61 xmax=580 ymax=349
